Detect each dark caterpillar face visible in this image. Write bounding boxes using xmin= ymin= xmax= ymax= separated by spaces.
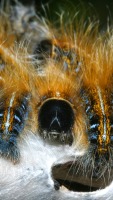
xmin=38 ymin=98 xmax=74 ymax=144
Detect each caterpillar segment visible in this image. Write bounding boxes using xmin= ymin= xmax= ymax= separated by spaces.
xmin=79 ymin=33 xmax=113 ymax=160
xmin=81 ymin=87 xmax=112 ymax=160
xmin=0 ymin=71 xmax=31 ymax=162
xmin=0 ymin=37 xmax=32 ymax=163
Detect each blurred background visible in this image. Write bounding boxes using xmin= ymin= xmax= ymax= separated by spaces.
xmin=0 ymin=0 xmax=112 ymax=30
xmin=16 ymin=0 xmax=113 ymax=28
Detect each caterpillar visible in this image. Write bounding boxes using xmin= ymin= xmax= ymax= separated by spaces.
xmin=0 ymin=1 xmax=113 ymax=200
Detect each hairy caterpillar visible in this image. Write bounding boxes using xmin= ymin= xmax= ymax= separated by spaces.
xmin=0 ymin=1 xmax=113 ymax=200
